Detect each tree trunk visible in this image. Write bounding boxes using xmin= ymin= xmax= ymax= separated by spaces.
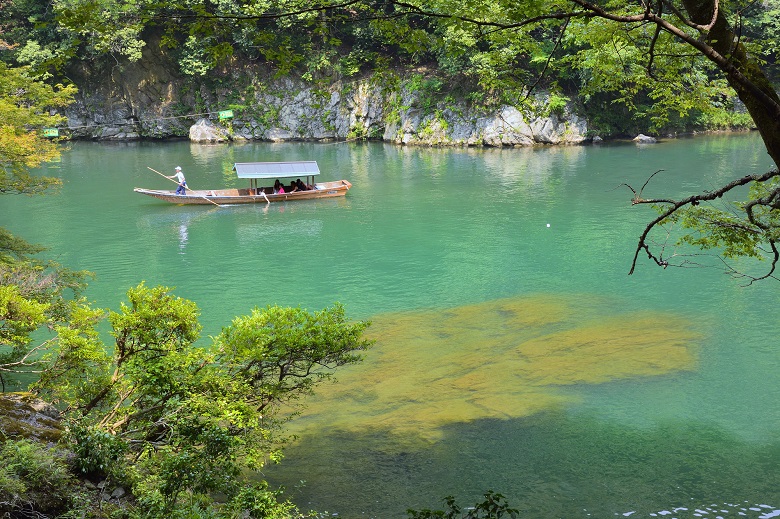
xmin=681 ymin=0 xmax=780 ymax=167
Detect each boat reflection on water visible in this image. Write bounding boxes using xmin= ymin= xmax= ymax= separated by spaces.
xmin=178 ymin=222 xmax=188 ymax=253
xmin=234 ymin=219 xmax=323 ymax=245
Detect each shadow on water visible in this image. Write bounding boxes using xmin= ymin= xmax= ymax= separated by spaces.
xmin=266 ymin=411 xmax=780 ymax=518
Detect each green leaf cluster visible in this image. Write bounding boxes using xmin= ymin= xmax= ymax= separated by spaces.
xmin=0 ymin=63 xmax=75 ymax=193
xmin=31 ymin=283 xmax=371 ymax=516
xmin=0 ymin=439 xmax=77 ymax=516
xmin=667 ymin=178 xmax=780 ymax=262
xmin=407 ymin=491 xmax=519 ymax=519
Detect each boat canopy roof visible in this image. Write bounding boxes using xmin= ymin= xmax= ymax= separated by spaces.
xmin=233 ymin=161 xmax=320 ymax=179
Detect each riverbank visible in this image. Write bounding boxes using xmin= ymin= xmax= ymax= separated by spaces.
xmin=57 ymin=38 xmax=751 ymax=148
xmin=64 ymin=69 xmax=590 ymax=146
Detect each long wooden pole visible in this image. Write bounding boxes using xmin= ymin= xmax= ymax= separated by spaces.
xmin=146 ymin=167 xmax=222 ymax=207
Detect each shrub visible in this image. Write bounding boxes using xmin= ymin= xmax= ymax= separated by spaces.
xmin=407 ymin=491 xmax=519 ymax=519
xmin=0 ymin=439 xmax=76 ymax=515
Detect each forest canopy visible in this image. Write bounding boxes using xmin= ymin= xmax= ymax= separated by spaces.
xmin=1 ymin=0 xmax=775 ymax=134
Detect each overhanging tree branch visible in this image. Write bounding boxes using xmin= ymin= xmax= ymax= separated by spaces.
xmin=626 ymin=168 xmax=780 ymax=274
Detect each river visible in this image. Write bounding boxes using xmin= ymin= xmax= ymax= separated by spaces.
xmin=3 ymin=133 xmax=780 ymax=518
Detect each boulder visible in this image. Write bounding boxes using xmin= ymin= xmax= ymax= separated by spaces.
xmin=189 ymin=118 xmax=229 ymax=143
xmin=0 ymin=392 xmax=63 ymax=443
xmin=633 ymin=133 xmax=658 ymax=144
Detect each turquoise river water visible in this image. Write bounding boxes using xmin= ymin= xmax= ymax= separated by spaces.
xmin=3 ymin=133 xmax=780 ymax=519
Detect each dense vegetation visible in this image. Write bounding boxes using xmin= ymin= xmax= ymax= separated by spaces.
xmin=1 ymin=0 xmax=775 ymax=136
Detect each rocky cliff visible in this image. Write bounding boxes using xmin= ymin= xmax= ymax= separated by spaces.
xmin=62 ymin=43 xmax=588 ymax=146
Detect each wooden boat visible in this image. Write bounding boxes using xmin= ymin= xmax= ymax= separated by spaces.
xmin=134 ymin=161 xmax=351 ymax=205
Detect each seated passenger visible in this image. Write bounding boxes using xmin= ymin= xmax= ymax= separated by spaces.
xmin=273 ymin=179 xmax=282 ymax=194
xmin=296 ymin=179 xmax=308 ymax=191
xmin=289 ymin=181 xmax=298 ymax=192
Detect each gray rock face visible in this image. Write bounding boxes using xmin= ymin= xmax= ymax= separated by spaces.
xmin=0 ymin=392 xmax=62 ymax=443
xmin=62 ymin=56 xmax=588 ymax=147
xmin=194 ymin=79 xmax=589 ymax=147
xmin=633 ymin=133 xmax=658 ymax=144
xmin=189 ymin=118 xmax=229 ymax=143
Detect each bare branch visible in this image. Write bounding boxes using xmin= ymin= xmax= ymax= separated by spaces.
xmin=647 ymin=23 xmax=664 ymax=79
xmin=0 ymin=337 xmax=57 ymax=373
xmin=524 ymin=18 xmax=570 ymax=102
xmin=627 ymin=168 xmax=780 ymax=274
xmin=389 ymin=0 xmax=599 ymax=30
xmin=719 ymin=243 xmax=780 ymax=285
xmin=661 ymin=0 xmax=719 ymax=31
xmin=617 ymin=169 xmax=665 ymax=203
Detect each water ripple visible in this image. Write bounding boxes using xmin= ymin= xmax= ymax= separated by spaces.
xmin=619 ymin=502 xmax=780 ymax=519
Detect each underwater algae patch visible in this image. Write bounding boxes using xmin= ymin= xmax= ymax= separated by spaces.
xmin=293 ymin=294 xmax=701 ymax=442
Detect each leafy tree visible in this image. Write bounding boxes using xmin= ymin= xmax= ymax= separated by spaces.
xmin=0 ymin=62 xmax=87 ymax=389
xmin=0 ymin=62 xmax=75 ymax=194
xmin=35 ymin=283 xmax=372 ymax=515
xmin=0 ymin=0 xmax=77 ymax=77
xmin=0 ymin=439 xmax=78 ymax=516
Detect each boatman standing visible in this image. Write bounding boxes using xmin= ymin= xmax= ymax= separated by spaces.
xmin=168 ymin=166 xmax=187 ymax=195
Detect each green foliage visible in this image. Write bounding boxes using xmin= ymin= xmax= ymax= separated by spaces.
xmin=51 ymin=0 xmax=146 ymax=62
xmin=0 ymin=259 xmax=91 ymax=390
xmin=179 ymin=36 xmax=235 ymax=77
xmin=407 ymin=74 xmax=446 ymax=115
xmin=65 ymin=422 xmax=127 ymax=479
xmin=15 ymin=41 xmax=58 ymax=79
xmin=33 ymin=283 xmax=371 ymax=514
xmin=0 ymin=63 xmax=76 ymax=194
xmin=666 ymin=178 xmax=780 ymax=261
xmin=546 ymin=93 xmax=570 ymax=116
xmin=560 ymin=16 xmax=733 ymax=133
xmin=227 ymin=481 xmax=303 ymax=519
xmin=348 ymin=120 xmax=369 ymax=140
xmin=694 ymin=106 xmax=755 ymax=130
xmin=675 ymin=206 xmax=766 ymax=259
xmin=0 ymin=439 xmax=76 ymax=515
xmin=0 ymin=228 xmax=46 ymax=264
xmin=214 ymin=303 xmax=372 ymax=414
xmin=0 ymin=284 xmax=49 ymax=350
xmin=0 ymin=284 xmax=49 ymax=388
xmin=407 ymin=491 xmax=519 ymax=519
xmin=0 ymin=0 xmax=77 ymax=75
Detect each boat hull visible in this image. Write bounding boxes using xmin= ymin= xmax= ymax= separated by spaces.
xmin=134 ymin=180 xmax=351 ymax=205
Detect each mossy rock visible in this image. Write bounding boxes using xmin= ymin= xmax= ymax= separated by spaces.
xmin=0 ymin=392 xmax=63 ymax=443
